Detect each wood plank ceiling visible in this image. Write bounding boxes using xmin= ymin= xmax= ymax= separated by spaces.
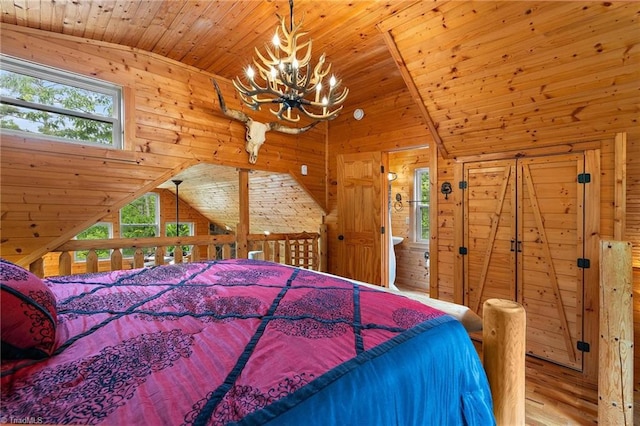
xmin=2 ymin=0 xmax=636 ymax=155
xmin=156 ymin=164 xmax=324 ymax=234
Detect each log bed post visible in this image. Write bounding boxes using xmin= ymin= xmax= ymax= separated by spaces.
xmin=482 ymin=298 xmax=526 ymax=425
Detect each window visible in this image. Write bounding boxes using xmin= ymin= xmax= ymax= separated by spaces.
xmin=0 ymin=55 xmax=123 ymax=148
xmin=120 ymin=193 xmax=160 ymax=256
xmin=74 ymin=222 xmax=113 ymax=261
xmin=414 ymin=168 xmax=430 ymax=243
xmin=166 ymin=222 xmax=194 ymax=255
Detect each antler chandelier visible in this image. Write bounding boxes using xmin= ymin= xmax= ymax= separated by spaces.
xmin=233 ymin=0 xmax=348 ymax=123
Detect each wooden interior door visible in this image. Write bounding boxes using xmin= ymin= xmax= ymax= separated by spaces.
xmin=463 ymin=154 xmax=585 ymax=370
xmin=517 ymin=154 xmax=584 ymax=370
xmin=337 ymin=152 xmax=383 ymax=284
xmin=463 ymin=160 xmax=517 ymax=313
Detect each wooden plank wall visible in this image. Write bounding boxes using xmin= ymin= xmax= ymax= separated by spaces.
xmin=628 ymin=138 xmax=640 ymax=265
xmin=388 ymin=148 xmax=431 ymax=292
xmin=0 ymin=24 xmax=326 ymax=267
xmin=325 ymin=88 xmax=433 ymax=278
xmin=629 ymin=138 xmax=640 ymax=408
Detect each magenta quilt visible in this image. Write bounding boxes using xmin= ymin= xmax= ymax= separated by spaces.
xmin=1 ymin=259 xmax=493 ymax=425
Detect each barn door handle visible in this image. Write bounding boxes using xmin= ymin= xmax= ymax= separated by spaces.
xmin=517 ymin=241 xmax=523 ymax=252
xmin=338 ymin=235 xmax=344 ymax=241
xmin=510 ymin=239 xmax=516 ymax=252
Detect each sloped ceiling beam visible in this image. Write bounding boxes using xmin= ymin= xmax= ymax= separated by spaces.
xmin=377 ymin=27 xmax=450 ymax=159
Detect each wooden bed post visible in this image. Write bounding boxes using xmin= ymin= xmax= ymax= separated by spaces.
xmin=482 ymin=298 xmax=526 ymax=425
xmin=599 ymin=240 xmax=633 ymax=425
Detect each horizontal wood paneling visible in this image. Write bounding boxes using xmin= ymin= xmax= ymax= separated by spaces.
xmin=0 ymin=24 xmax=327 ymax=266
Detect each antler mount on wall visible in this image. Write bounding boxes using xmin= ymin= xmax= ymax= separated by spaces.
xmin=212 ymin=79 xmax=318 ymax=164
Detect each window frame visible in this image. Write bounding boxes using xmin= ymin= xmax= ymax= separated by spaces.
xmin=0 ymin=55 xmax=123 ymax=148
xmin=120 ymin=193 xmax=160 ymax=257
xmin=413 ymin=167 xmax=430 ymax=245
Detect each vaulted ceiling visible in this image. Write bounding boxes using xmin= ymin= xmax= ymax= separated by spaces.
xmin=1 ymin=0 xmax=638 ymax=239
xmin=2 ymin=0 xmax=637 ymax=158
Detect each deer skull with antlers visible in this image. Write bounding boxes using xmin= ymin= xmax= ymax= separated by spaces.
xmin=212 ymin=79 xmax=318 ymax=164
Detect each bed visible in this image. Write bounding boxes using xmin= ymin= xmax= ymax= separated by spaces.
xmin=1 ymin=258 xmax=495 ymax=425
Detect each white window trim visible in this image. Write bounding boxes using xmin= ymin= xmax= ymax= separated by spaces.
xmin=0 ymin=55 xmax=123 ymax=148
xmin=413 ymin=167 xmax=430 ymax=245
xmin=120 ymin=193 xmax=161 ymax=238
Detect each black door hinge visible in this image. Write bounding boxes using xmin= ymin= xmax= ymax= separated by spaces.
xmin=381 ymin=226 xmax=385 ymax=234
xmin=577 ymin=258 xmax=590 ymax=268
xmin=381 ymin=165 xmax=385 ymax=174
xmin=459 ymin=247 xmax=468 ymax=255
xmin=577 ymin=341 xmax=590 ymax=353
xmin=459 ymin=181 xmax=468 ymax=190
xmin=577 ymin=173 xmax=591 ymax=184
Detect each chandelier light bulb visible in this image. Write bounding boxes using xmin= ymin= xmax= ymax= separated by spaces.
xmin=329 ymin=75 xmax=337 ymax=87
xmin=322 ymin=96 xmax=328 ymax=106
xmin=272 ymin=33 xmax=280 ymax=47
xmin=270 ymin=67 xmax=277 ymax=79
xmin=292 ymin=58 xmax=299 ymax=69
xmin=246 ymin=66 xmax=255 ymax=80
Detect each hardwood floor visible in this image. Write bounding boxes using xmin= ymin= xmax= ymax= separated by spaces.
xmin=395 ymin=287 xmax=601 ymax=424
xmin=523 ymin=360 xmax=598 ymax=425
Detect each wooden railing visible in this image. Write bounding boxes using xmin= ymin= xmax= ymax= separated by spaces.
xmin=29 ymin=228 xmax=327 ymax=278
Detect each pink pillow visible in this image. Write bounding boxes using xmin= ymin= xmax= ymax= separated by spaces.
xmin=1 ymin=259 xmax=57 ymax=359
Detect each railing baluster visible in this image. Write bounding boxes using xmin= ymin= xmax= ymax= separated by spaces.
xmin=191 ymin=246 xmax=200 ymax=262
xmin=29 ymin=258 xmax=45 ymax=278
xmin=111 ymin=249 xmax=123 ymax=271
xmin=222 ymin=244 xmax=231 ymax=259
xmin=155 ymin=247 xmax=164 ymax=266
xmin=86 ymin=249 xmax=98 ymax=273
xmin=274 ymin=240 xmax=281 ymax=263
xmin=263 ymin=241 xmax=272 ymax=262
xmin=133 ymin=248 xmax=145 ymax=269
xmin=59 ymin=251 xmax=72 ymax=276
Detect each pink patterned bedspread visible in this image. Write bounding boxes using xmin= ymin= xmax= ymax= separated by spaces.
xmin=1 ymin=259 xmax=460 ymax=425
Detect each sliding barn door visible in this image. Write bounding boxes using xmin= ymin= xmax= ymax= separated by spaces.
xmin=337 ymin=152 xmax=383 ymax=285
xmin=464 ymin=154 xmax=585 ymax=370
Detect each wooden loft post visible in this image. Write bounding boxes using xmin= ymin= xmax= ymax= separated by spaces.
xmin=482 ymin=298 xmax=526 ymax=425
xmin=614 ymin=133 xmax=627 ymax=240
xmin=599 ymin=240 xmax=633 ymax=425
xmin=319 ymin=220 xmax=328 ymax=272
xmin=237 ymin=169 xmax=250 ymax=259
